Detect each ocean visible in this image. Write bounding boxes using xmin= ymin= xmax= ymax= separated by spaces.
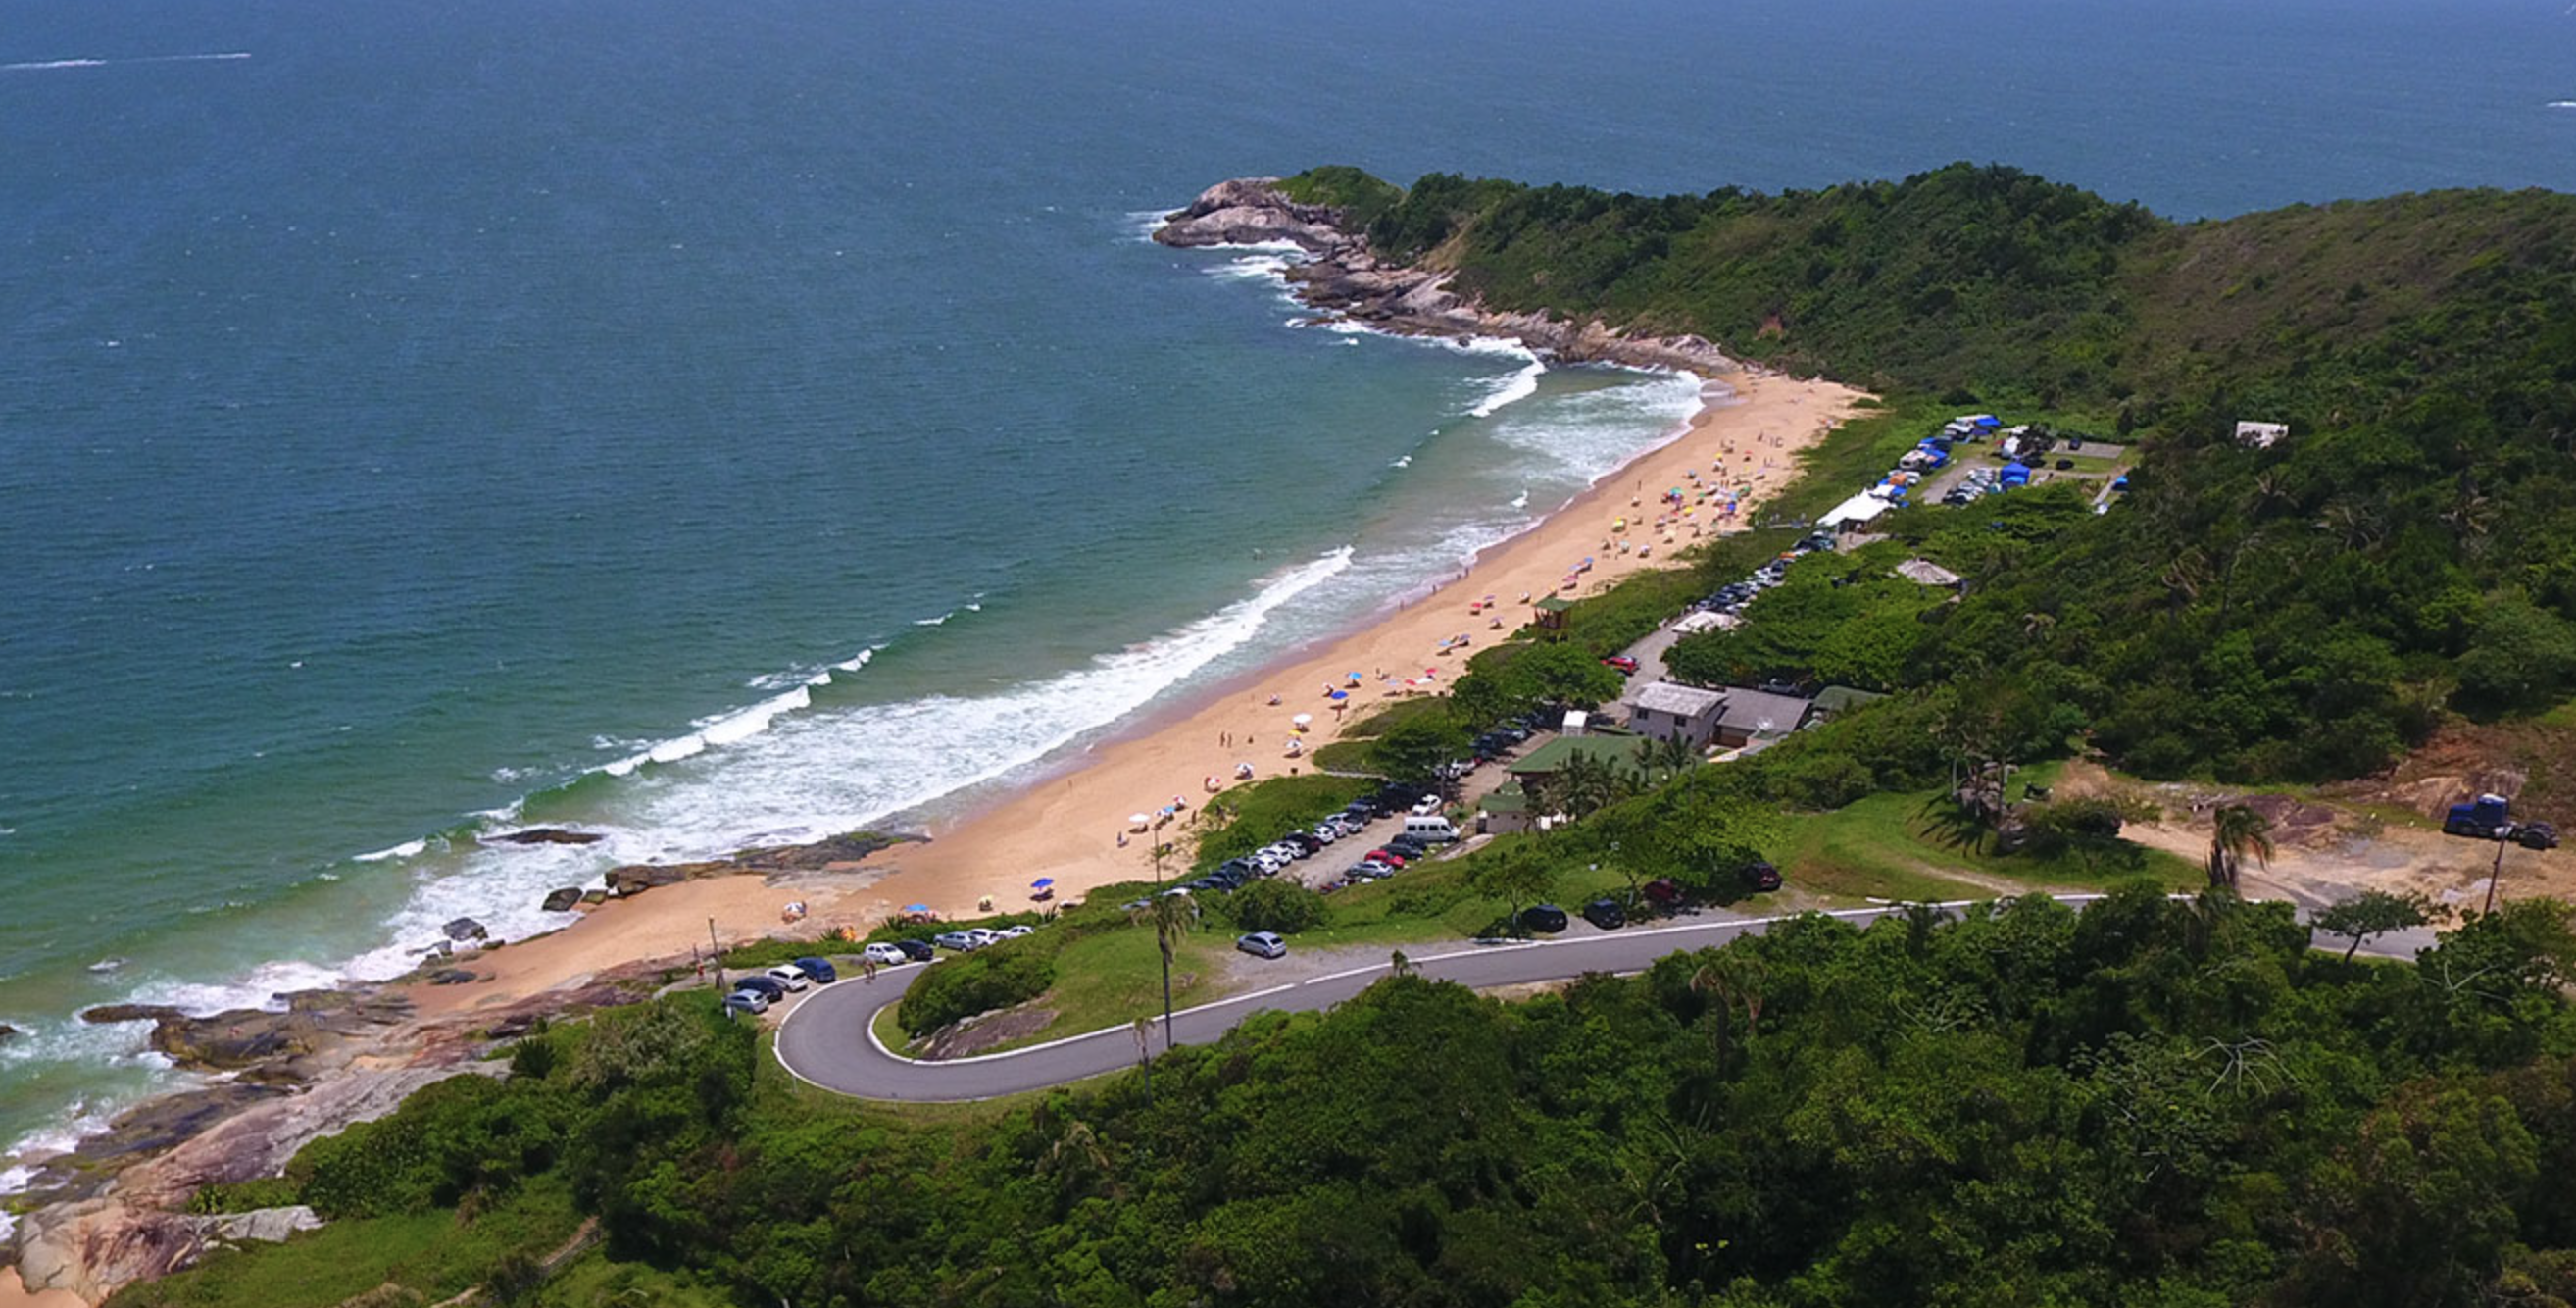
xmin=3 ymin=0 xmax=2570 ymax=1172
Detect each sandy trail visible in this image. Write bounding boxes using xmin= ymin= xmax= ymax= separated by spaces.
xmin=415 ymin=371 xmax=1866 ymax=1017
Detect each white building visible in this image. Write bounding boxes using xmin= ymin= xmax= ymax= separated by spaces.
xmin=1626 ymin=681 xmax=1728 ymax=749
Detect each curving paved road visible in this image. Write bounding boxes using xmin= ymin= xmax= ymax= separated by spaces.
xmin=773 ymin=893 xmax=2421 ymax=1102
xmin=776 ymin=901 xmax=2014 ymax=1101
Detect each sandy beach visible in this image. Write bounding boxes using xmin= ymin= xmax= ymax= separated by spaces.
xmin=414 ymin=370 xmax=1866 ymax=1016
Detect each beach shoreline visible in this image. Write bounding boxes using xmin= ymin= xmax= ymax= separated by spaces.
xmin=407 ymin=368 xmax=1865 ymax=1019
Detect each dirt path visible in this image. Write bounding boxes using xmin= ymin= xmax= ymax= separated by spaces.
xmin=2061 ymin=761 xmax=2575 ymax=910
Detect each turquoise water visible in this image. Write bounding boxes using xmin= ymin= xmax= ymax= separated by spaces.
xmin=3 ymin=0 xmax=2571 ymax=1168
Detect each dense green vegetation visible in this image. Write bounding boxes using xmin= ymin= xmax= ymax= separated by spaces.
xmin=1290 ymin=163 xmax=2576 ymax=783
xmin=131 ymin=889 xmax=2576 ymax=1308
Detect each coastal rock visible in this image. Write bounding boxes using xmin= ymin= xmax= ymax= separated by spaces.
xmin=606 ymin=863 xmax=689 ymax=896
xmin=488 ymin=827 xmax=604 ymax=845
xmin=11 ymin=1067 xmax=499 ymax=1303
xmin=1157 ymin=176 xmax=1741 ymax=377
xmin=1152 ymin=178 xmax=1353 ymax=253
xmin=540 ymin=886 xmax=585 ymax=913
xmin=441 ymin=916 xmax=487 ymax=943
xmin=741 ymin=829 xmax=925 ymax=870
xmin=81 ymin=1003 xmax=182 ymax=1027
xmin=428 ymin=968 xmax=480 ymax=986
xmin=0 ymin=1023 xmax=18 ymax=1043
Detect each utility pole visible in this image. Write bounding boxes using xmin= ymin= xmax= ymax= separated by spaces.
xmin=709 ymin=917 xmax=722 ymax=991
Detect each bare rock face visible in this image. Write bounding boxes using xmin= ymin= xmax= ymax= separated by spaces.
xmin=10 ymin=1067 xmax=496 ymax=1303
xmin=1152 ymin=178 xmax=1353 ymax=253
xmin=14 ymin=1201 xmax=322 ymax=1303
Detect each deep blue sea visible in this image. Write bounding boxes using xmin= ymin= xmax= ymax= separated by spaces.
xmin=3 ymin=0 xmax=2570 ymax=1177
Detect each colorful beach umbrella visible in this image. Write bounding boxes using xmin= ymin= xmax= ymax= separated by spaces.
xmin=903 ymin=904 xmax=929 ymax=913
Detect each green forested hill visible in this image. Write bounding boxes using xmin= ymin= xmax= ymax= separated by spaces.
xmin=1297 ymin=164 xmax=2576 ymax=780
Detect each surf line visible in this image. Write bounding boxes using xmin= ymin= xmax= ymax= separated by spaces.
xmin=4 ymin=52 xmax=250 ymax=71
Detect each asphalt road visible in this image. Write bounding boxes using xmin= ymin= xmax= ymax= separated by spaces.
xmin=773 ymin=894 xmax=2435 ymax=1103
xmin=778 ymin=903 xmax=1995 ymax=1102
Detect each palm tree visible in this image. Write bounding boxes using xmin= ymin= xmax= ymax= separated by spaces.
xmin=1130 ymin=895 xmax=1198 ymax=1046
xmin=1635 ymin=733 xmax=1698 ymax=781
xmin=1689 ymin=949 xmax=1767 ymax=1073
xmin=2205 ymin=803 xmax=2274 ymax=893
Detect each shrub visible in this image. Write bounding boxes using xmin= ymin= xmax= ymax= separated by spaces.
xmin=896 ymin=941 xmax=1059 ymax=1038
xmin=1226 ymin=880 xmax=1328 ymax=935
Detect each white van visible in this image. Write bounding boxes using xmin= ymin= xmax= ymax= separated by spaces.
xmin=1403 ymin=815 xmax=1460 ymax=843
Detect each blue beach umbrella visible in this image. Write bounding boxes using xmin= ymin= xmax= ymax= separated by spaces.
xmin=1328 ymin=689 xmax=1349 ymax=700
xmin=1031 ymin=878 xmax=1055 ymax=889
xmin=903 ymin=903 xmax=930 ymax=914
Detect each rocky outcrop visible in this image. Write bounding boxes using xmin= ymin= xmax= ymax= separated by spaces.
xmin=1153 ymin=177 xmax=1355 ymax=253
xmin=539 ymin=886 xmax=585 ymax=913
xmin=1154 ymin=178 xmax=1740 ymax=377
xmin=11 ymin=1066 xmax=498 ymax=1302
xmin=0 ymin=1023 xmax=19 ymax=1044
xmin=78 ymin=989 xmax=412 ymax=1077
xmin=486 ymin=828 xmax=602 ymax=846
xmin=741 ymin=830 xmax=925 ymax=871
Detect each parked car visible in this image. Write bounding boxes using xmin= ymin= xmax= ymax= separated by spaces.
xmin=966 ymin=928 xmax=1002 ymax=947
xmin=1411 ymin=794 xmax=1446 ymax=817
xmin=1236 ymin=931 xmax=1287 ymax=959
xmin=1520 ymin=904 xmax=1570 ymax=934
xmin=1642 ymin=879 xmax=1686 ymax=911
xmin=721 ymin=989 xmax=770 ymax=1017
xmin=1364 ymin=848 xmax=1407 ymax=867
xmin=1602 ymin=655 xmax=1640 ymax=674
xmin=892 ymin=938 xmax=937 ymax=962
xmin=995 ymin=925 xmax=1035 ymax=939
xmin=1386 ymin=836 xmax=1430 ymax=858
xmin=1281 ymin=831 xmax=1321 ymax=855
xmin=734 ymin=976 xmax=788 ymax=1001
xmin=1581 ymin=898 xmax=1626 ymax=930
xmin=1308 ymin=824 xmax=1340 ymax=845
xmin=1350 ymin=860 xmax=1393 ymax=880
xmin=1742 ymin=861 xmax=1783 ymax=891
xmin=764 ymin=965 xmax=811 ymax=992
xmin=933 ymin=931 xmax=979 ymax=951
xmin=793 ymin=956 xmax=838 ymax=982
xmin=863 ymin=942 xmax=910 ymax=966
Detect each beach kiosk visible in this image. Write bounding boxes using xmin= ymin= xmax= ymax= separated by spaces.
xmin=1533 ymin=595 xmax=1575 ymax=630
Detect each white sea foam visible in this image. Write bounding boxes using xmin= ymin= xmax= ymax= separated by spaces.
xmin=1468 ymin=358 xmax=1546 ymax=418
xmin=317 ymin=546 xmax=1356 ymax=984
xmin=2551 ymin=100 xmax=2576 ymax=109
xmin=122 ymin=959 xmax=350 ymax=1016
xmin=3 ymin=51 xmax=249 ymax=71
xmin=352 ymin=838 xmax=427 ymax=863
xmin=914 ymin=611 xmax=952 ymax=627
xmin=1510 ymin=489 xmax=1530 ymax=510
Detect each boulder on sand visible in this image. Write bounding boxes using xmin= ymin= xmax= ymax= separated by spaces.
xmin=441 ymin=917 xmax=488 ymax=943
xmin=540 ymin=886 xmax=585 ymax=913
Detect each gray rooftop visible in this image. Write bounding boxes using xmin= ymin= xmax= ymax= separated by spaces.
xmin=1715 ymin=688 xmax=1814 ymax=736
xmin=1631 ymin=681 xmax=1727 ymax=717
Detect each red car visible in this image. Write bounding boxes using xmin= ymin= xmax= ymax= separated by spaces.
xmin=1364 ymin=849 xmax=1407 ymax=867
xmin=1602 ymin=655 xmax=1640 ymax=674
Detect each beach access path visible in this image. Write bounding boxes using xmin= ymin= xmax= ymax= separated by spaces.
xmin=770 ymin=894 xmax=2426 ymax=1102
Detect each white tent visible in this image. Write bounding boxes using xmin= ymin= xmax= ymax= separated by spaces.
xmin=1818 ymin=492 xmax=1893 ymax=528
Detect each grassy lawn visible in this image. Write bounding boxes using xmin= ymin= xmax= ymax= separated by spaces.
xmin=1771 ymin=787 xmax=2200 ymax=904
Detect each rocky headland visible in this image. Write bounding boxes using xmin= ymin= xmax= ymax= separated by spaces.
xmin=1155 ymin=177 xmax=1742 ymax=376
xmin=3 ymin=826 xmax=929 ymax=1303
